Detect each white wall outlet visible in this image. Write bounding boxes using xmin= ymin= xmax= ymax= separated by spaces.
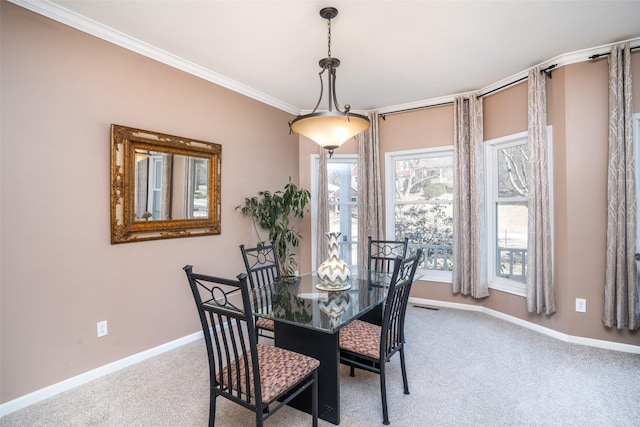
xmin=575 ymin=298 xmax=586 ymax=313
xmin=97 ymin=320 xmax=108 ymax=337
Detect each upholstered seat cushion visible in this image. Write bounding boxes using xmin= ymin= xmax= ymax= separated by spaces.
xmin=339 ymin=319 xmax=381 ymax=359
xmin=218 ymin=343 xmax=319 ymax=404
xmin=256 ymin=317 xmax=275 ymax=331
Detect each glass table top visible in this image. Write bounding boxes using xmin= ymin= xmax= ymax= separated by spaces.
xmin=250 ymin=269 xmax=392 ymax=333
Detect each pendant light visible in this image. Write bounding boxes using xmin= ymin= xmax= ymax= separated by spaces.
xmin=289 ymin=7 xmax=370 ymax=156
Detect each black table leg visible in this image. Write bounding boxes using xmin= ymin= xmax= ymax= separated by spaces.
xmin=274 ymin=322 xmax=340 ymax=425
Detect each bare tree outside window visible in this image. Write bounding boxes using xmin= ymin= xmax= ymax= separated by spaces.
xmin=389 ymin=141 xmax=530 ymax=283
xmin=495 ymin=142 xmax=530 ymax=283
xmin=392 ymin=154 xmax=454 ymax=271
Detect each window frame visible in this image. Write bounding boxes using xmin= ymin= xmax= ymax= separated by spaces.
xmin=385 ymin=146 xmax=455 ymax=283
xmin=311 ymin=154 xmax=359 ymax=271
xmin=147 ymin=154 xmax=164 ymax=220
xmin=485 ymin=128 xmax=553 ymax=296
xmin=485 ymin=131 xmax=528 ymax=296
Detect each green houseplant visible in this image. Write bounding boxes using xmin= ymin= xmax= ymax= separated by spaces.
xmin=236 ymin=178 xmax=311 ymax=276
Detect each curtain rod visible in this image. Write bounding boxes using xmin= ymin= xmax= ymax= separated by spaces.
xmin=380 ymin=64 xmax=557 ymax=119
xmin=589 ymin=45 xmax=640 ymax=60
xmin=379 ymin=101 xmax=453 ymax=119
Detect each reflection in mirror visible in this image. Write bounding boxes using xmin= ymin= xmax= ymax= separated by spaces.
xmin=134 ymin=151 xmax=210 ymax=221
xmin=110 ymin=124 xmax=221 ymax=244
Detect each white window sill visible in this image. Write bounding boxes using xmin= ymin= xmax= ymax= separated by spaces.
xmin=416 ymin=269 xmax=452 ymax=284
xmin=488 ymin=277 xmax=526 ymax=297
xmin=414 ymin=271 xmax=527 ymax=298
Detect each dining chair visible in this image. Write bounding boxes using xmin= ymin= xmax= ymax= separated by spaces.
xmin=239 ymin=242 xmax=281 ymax=339
xmin=183 ymin=265 xmax=319 ymax=427
xmin=339 ymin=248 xmax=422 ymax=425
xmin=368 ymin=236 xmax=409 ymax=274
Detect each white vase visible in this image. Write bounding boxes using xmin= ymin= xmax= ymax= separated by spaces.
xmin=317 ymin=232 xmax=351 ymax=288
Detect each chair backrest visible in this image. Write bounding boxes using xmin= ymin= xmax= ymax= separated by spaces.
xmin=380 ymin=248 xmax=422 ymax=361
xmin=183 ymin=265 xmax=265 ymax=407
xmin=368 ymin=237 xmax=410 ymax=274
xmin=240 ymin=242 xmax=281 ymax=322
xmin=240 ymin=242 xmax=282 ymax=290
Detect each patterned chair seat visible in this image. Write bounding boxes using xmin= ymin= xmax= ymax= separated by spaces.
xmin=219 ymin=343 xmax=320 ymax=404
xmin=338 ymin=249 xmax=422 ymax=425
xmin=256 ymin=317 xmax=275 ymax=331
xmin=339 ymin=319 xmax=381 ymax=359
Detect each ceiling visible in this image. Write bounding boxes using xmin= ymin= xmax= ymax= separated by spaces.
xmin=18 ymin=0 xmax=640 ymax=114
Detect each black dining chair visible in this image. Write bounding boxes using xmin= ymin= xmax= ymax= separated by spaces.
xmin=183 ymin=265 xmax=319 ymax=427
xmin=240 ymin=242 xmax=282 ymax=339
xmin=368 ymin=237 xmax=409 ymax=274
xmin=339 ymin=248 xmax=422 ymax=425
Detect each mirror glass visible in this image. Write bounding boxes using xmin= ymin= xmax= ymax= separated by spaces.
xmin=133 ymin=151 xmax=210 ymax=221
xmin=111 ymin=124 xmax=221 ymax=243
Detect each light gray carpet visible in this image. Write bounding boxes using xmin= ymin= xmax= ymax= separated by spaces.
xmin=2 ymin=306 xmax=639 ymax=426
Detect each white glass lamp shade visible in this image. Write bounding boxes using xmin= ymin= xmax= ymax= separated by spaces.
xmin=291 ymin=112 xmax=370 ymax=150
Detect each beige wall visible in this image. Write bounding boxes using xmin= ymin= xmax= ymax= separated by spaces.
xmin=3 ymin=0 xmax=639 ymax=408
xmin=368 ymin=60 xmax=640 ymax=345
xmin=1 ymin=3 xmax=300 ymax=403
xmin=299 ymin=57 xmax=639 ymax=347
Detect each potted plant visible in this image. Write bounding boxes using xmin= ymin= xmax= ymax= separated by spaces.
xmin=236 ymin=178 xmax=310 ymax=276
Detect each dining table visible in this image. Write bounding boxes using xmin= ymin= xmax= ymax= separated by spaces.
xmin=249 ymin=269 xmax=392 ymax=425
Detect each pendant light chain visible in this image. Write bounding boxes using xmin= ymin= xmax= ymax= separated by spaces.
xmin=327 ymin=16 xmax=332 ymax=58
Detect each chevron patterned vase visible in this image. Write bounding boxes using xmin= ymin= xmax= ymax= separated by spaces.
xmin=317 ymin=232 xmax=351 ymax=289
xmin=319 ymin=292 xmax=351 ymax=329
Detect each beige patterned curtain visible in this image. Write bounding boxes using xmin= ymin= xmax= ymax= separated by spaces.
xmin=161 ymin=153 xmax=173 ymax=220
xmin=526 ymin=67 xmax=555 ymax=315
xmin=452 ymin=94 xmax=488 ymax=298
xmin=135 ymin=159 xmax=148 ymax=219
xmin=316 ymin=147 xmax=330 ymax=268
xmin=357 ymin=112 xmax=384 ymax=269
xmin=604 ymin=43 xmax=638 ymax=330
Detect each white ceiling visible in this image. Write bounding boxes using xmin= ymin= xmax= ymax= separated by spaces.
xmin=16 ymin=0 xmax=640 ymax=114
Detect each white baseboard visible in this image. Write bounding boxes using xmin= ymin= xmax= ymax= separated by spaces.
xmin=0 ymin=331 xmax=204 ymax=418
xmin=410 ymin=297 xmax=640 ymax=355
xmin=3 ymin=301 xmax=638 ymax=418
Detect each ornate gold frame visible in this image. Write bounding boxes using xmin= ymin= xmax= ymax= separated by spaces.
xmin=110 ymin=124 xmax=221 ymax=243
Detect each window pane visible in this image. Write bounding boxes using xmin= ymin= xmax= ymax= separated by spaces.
xmin=497 ymin=145 xmax=529 ymax=198
xmin=192 ymin=158 xmax=209 ymax=218
xmin=496 ymin=202 xmax=527 ymax=283
xmin=394 ymin=156 xmax=453 ymax=202
xmin=328 ymin=162 xmax=358 ymax=201
xmin=328 ymin=208 xmax=357 ymax=265
xmin=395 ymin=203 xmax=453 ymax=271
xmin=327 ymin=160 xmax=358 ymax=266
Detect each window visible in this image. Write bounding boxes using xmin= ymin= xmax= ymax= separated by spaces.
xmin=311 ymin=155 xmax=359 ymax=269
xmin=147 ymin=154 xmax=164 ymax=220
xmin=385 ymin=148 xmax=454 ymax=282
xmin=186 ymin=156 xmax=209 ymax=218
xmin=486 ymin=132 xmax=529 ymax=295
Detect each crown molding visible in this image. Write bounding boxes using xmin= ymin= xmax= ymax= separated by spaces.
xmin=9 ymin=0 xmax=640 ymax=117
xmin=377 ymin=36 xmax=640 ymax=115
xmin=8 ymin=0 xmax=300 ymax=115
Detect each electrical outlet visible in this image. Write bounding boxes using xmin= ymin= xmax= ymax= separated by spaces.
xmin=97 ymin=320 xmax=108 ymax=337
xmin=575 ymin=298 xmax=586 ymax=313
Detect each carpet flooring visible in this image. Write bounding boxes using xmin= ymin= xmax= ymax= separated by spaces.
xmin=2 ymin=305 xmax=639 ymax=426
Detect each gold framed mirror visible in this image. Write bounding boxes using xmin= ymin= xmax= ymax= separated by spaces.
xmin=110 ymin=124 xmax=221 ymax=243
